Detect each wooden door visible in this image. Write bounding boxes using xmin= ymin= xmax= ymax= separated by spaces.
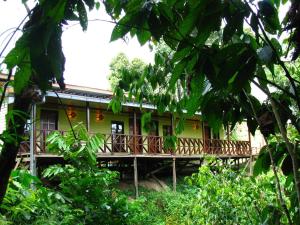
xmin=148 ymin=121 xmax=159 ymax=153
xmin=111 ymin=121 xmax=125 ymax=152
xmin=129 ymin=118 xmax=142 ymax=153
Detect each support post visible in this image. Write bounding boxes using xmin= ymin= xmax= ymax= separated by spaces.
xmin=133 ymin=111 xmax=137 ymax=154
xmin=134 ymin=157 xmax=139 ymax=198
xmin=172 ymin=157 xmax=176 ymax=192
xmin=30 ymin=103 xmax=37 ymax=177
xmin=86 ymin=102 xmax=90 ymax=132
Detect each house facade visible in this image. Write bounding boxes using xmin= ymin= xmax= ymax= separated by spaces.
xmin=0 ymin=75 xmax=252 ymax=157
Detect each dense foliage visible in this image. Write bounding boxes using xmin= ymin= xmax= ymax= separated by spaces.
xmin=0 ymin=159 xmax=289 ymax=225
xmin=0 ymin=126 xmax=287 ymax=224
xmin=0 ymin=125 xmax=129 ymax=225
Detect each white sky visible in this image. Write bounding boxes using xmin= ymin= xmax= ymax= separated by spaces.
xmin=0 ymin=0 xmax=154 ymax=90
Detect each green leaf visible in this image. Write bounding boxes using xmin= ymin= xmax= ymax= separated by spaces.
xmin=247 ymin=116 xmax=258 ymax=136
xmin=14 ymin=63 xmax=32 ymax=94
xmin=281 ymin=155 xmax=293 ymax=175
xmin=44 ymin=0 xmax=67 ymax=23
xmin=141 ymin=112 xmax=152 ymax=132
xmin=4 ymin=33 xmax=29 ymax=69
xmin=258 ymin=0 xmax=280 ymax=34
xmin=178 ymin=0 xmax=210 ymax=37
xmin=172 ymin=47 xmax=192 ymax=63
xmin=253 ymin=145 xmax=271 ymax=176
xmin=232 ymin=55 xmax=257 ymax=91
xmin=47 ymin=26 xmax=65 ymax=88
xmin=77 ymin=0 xmax=88 ymax=31
xmin=136 ymin=25 xmax=151 ymax=46
xmin=111 ymin=15 xmax=134 ymax=42
xmin=168 ymin=59 xmax=188 ymax=90
xmin=270 ymin=37 xmax=282 ymax=56
xmin=223 ymin=23 xmax=236 ymax=43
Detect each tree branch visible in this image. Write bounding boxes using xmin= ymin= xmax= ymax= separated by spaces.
xmin=243 ymin=89 xmax=293 ymax=225
xmin=251 ymin=80 xmax=300 ymax=220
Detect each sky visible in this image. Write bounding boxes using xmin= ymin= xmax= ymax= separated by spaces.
xmin=0 ymin=0 xmax=154 ymax=90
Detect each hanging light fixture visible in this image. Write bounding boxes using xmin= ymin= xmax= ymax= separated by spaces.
xmin=96 ymin=110 xmax=104 ymax=121
xmin=192 ymin=121 xmax=200 ymax=130
xmin=67 ymin=107 xmax=77 ymax=119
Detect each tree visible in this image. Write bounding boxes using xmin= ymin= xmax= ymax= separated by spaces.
xmin=108 ymin=52 xmax=146 ymax=91
xmin=105 ymin=1 xmax=300 ymax=223
xmin=1 ymin=1 xmax=300 ymax=223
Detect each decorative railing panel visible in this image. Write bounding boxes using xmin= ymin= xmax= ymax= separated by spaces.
xmin=19 ymin=129 xmax=251 ymax=156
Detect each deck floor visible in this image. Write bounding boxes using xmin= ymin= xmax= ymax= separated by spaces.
xmin=18 ymin=152 xmax=252 ymax=162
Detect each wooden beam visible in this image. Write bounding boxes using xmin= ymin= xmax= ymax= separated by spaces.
xmin=134 ymin=157 xmax=139 ymax=198
xmin=172 ymin=157 xmax=176 ymax=192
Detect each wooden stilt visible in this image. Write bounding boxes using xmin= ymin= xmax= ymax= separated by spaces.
xmin=249 ymin=155 xmax=253 ymax=176
xmin=134 ymin=157 xmax=139 ymax=198
xmin=172 ymin=157 xmax=176 ymax=192
xmin=248 ymin=126 xmax=253 ymax=175
xmin=30 ymin=103 xmax=37 ymax=177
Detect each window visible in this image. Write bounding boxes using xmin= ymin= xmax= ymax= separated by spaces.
xmin=111 ymin=121 xmax=124 ymax=134
xmin=40 ymin=110 xmax=58 ymax=131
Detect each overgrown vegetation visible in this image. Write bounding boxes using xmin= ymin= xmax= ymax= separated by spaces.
xmin=0 ymin=160 xmax=289 ymax=224
xmin=0 ymin=125 xmax=289 ymax=224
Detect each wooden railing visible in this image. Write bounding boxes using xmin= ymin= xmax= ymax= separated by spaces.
xmin=19 ymin=129 xmax=251 ymax=156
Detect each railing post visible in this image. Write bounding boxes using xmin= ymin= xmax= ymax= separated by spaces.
xmin=29 ymin=103 xmax=37 ymax=177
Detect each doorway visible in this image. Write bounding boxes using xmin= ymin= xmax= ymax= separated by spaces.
xmin=111 ymin=121 xmax=125 ymax=152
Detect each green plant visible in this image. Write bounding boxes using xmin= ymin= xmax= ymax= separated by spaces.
xmin=1 ymin=124 xmax=130 ymax=225
xmin=43 ymin=123 xmax=129 ymax=224
xmin=123 ymin=158 xmax=287 ymax=225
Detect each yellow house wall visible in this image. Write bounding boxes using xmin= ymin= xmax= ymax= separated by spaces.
xmin=36 ymin=106 xmax=130 ymax=134
xmin=35 ymin=105 xmax=225 ymax=139
xmin=90 ymin=111 xmax=129 ymax=134
xmin=178 ymin=120 xmax=203 ymax=139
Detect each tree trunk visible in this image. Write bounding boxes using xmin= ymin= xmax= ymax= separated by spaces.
xmin=0 ymin=92 xmax=31 ymax=204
